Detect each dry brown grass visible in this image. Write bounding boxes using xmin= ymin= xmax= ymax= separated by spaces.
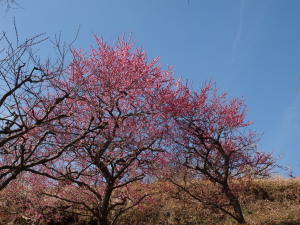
xmin=1 ymin=177 xmax=300 ymax=224
xmin=118 ymin=177 xmax=300 ymax=225
xmin=240 ymin=177 xmax=300 ymax=225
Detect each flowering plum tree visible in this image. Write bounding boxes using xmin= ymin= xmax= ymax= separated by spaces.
xmin=166 ymin=82 xmax=274 ymax=224
xmin=0 ymin=30 xmax=275 ymax=224
xmin=0 ymin=173 xmax=65 ymax=224
xmin=41 ymin=36 xmax=176 ymax=225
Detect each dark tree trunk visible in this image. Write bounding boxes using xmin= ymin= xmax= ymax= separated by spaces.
xmin=231 ymin=197 xmax=246 ymax=224
xmin=97 ymin=180 xmax=114 ymax=225
xmin=223 ymin=184 xmax=246 ymax=224
xmin=97 ymin=217 xmax=109 ymax=225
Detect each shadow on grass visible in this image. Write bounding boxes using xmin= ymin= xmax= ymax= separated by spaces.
xmin=259 ymin=221 xmax=300 ymax=225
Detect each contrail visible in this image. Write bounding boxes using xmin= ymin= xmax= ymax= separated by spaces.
xmin=232 ymin=0 xmax=245 ymax=63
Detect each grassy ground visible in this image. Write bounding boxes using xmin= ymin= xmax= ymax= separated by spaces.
xmin=118 ymin=177 xmax=300 ymax=225
xmin=1 ymin=177 xmax=300 ymax=224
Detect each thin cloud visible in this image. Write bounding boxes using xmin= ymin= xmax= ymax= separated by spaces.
xmin=232 ymin=0 xmax=245 ymax=63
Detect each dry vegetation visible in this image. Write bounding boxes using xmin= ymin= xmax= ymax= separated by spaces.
xmin=118 ymin=177 xmax=300 ymax=225
xmin=1 ymin=177 xmax=300 ymax=225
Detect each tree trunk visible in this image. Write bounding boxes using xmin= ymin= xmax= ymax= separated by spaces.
xmin=231 ymin=197 xmax=246 ymax=224
xmin=223 ymin=185 xmax=246 ymax=224
xmin=97 ymin=216 xmax=109 ymax=225
xmin=98 ymin=180 xmax=114 ymax=225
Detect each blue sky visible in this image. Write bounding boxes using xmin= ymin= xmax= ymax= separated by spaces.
xmin=1 ymin=0 xmax=300 ymax=175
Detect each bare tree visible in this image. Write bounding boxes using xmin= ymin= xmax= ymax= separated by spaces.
xmin=0 ymin=0 xmax=20 ymax=12
xmin=0 ymin=26 xmax=95 ymax=191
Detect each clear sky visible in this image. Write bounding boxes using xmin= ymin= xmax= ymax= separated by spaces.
xmin=1 ymin=0 xmax=300 ymax=176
